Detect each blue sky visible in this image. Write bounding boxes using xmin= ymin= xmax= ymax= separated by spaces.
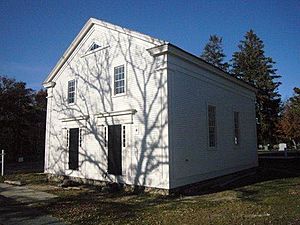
xmin=1 ymin=0 xmax=299 ymax=99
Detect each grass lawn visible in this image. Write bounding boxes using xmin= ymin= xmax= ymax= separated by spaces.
xmin=2 ymin=158 xmax=300 ymax=225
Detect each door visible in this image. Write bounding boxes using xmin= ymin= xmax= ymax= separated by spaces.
xmin=69 ymin=128 xmax=79 ymax=170
xmin=108 ymin=125 xmax=122 ymax=175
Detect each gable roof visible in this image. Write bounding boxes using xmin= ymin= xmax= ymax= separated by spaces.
xmin=43 ymin=18 xmax=166 ymax=85
xmin=43 ymin=18 xmax=256 ymax=93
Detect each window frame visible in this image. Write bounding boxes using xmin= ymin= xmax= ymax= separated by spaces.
xmin=67 ymin=79 xmax=76 ymax=104
xmin=79 ymin=128 xmax=83 ymax=147
xmin=207 ymin=104 xmax=217 ymax=149
xmin=113 ymin=65 xmax=126 ymax=96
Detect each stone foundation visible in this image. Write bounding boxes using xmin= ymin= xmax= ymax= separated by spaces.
xmin=46 ymin=174 xmax=169 ymax=195
xmin=46 ymin=167 xmax=256 ymax=196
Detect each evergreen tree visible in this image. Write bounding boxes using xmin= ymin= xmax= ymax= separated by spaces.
xmin=201 ymin=35 xmax=229 ymax=71
xmin=231 ymin=30 xmax=281 ymax=145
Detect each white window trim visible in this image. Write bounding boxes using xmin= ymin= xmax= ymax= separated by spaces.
xmin=112 ymin=64 xmax=127 ymax=97
xmin=122 ymin=125 xmax=126 ymax=148
xmin=206 ymin=103 xmax=217 ymax=150
xmin=121 ymin=124 xmax=127 ymax=176
xmin=67 ymin=79 xmax=77 ymax=105
xmin=79 ymin=128 xmax=83 ymax=147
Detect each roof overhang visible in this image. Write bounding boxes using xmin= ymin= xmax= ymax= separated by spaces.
xmin=147 ymin=43 xmax=257 ymax=93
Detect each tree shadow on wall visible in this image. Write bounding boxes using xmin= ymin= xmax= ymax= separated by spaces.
xmin=45 ymin=29 xmax=168 ymax=191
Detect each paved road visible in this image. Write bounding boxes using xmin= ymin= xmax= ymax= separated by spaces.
xmin=0 ymin=183 xmax=65 ymax=225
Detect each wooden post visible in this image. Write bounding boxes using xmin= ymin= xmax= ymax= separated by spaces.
xmin=284 ymin=148 xmax=288 ymax=158
xmin=1 ymin=150 xmax=4 ymax=176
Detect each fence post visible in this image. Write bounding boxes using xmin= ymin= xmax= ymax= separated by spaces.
xmin=1 ymin=150 xmax=4 ymax=176
xmin=284 ymin=148 xmax=288 ymax=158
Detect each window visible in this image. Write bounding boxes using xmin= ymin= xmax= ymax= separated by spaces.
xmin=122 ymin=125 xmax=126 ymax=147
xmin=208 ymin=105 xmax=217 ymax=148
xmin=68 ymin=80 xmax=75 ymax=104
xmin=234 ymin=111 xmax=240 ymax=145
xmin=114 ymin=65 xmax=125 ymax=94
xmin=89 ymin=43 xmax=101 ymax=51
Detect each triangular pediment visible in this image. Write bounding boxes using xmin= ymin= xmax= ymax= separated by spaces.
xmin=43 ymin=18 xmax=166 ymax=86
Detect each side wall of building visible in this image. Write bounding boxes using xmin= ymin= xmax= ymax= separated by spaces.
xmin=168 ymin=54 xmax=258 ymax=189
xmin=44 ymin=24 xmax=169 ymax=189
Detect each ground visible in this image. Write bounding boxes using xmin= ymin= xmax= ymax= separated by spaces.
xmin=1 ymin=158 xmax=300 ymax=225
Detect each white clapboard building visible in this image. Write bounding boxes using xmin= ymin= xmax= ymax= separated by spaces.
xmin=43 ymin=18 xmax=258 ymax=191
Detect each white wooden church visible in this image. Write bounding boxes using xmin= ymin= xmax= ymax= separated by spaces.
xmin=43 ymin=18 xmax=258 ymax=191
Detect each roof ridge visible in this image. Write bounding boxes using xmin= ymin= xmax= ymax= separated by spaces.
xmin=89 ymin=18 xmax=166 ymax=45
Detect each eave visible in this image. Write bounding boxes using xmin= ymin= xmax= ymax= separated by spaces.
xmin=147 ymin=43 xmax=257 ymax=93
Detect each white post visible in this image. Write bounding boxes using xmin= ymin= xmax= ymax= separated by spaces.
xmin=1 ymin=150 xmax=4 ymax=176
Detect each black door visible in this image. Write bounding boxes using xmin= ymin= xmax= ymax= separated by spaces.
xmin=108 ymin=125 xmax=122 ymax=175
xmin=69 ymin=128 xmax=79 ymax=170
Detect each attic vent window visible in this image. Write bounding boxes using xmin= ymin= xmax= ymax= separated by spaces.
xmin=89 ymin=43 xmax=101 ymax=51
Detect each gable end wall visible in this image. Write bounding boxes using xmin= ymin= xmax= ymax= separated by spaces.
xmin=44 ymin=23 xmax=170 ymax=189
